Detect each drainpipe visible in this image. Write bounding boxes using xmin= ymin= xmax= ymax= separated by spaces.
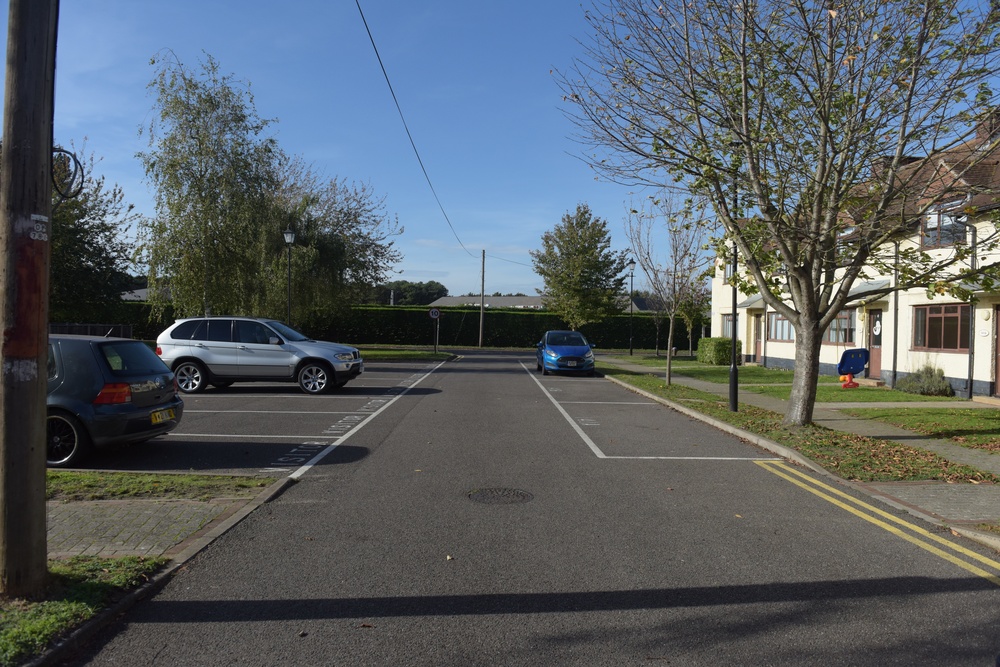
xmin=892 ymin=241 xmax=899 ymax=389
xmin=967 ymin=224 xmax=977 ymax=399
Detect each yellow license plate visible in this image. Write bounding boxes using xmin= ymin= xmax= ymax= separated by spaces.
xmin=151 ymin=408 xmax=175 ymax=424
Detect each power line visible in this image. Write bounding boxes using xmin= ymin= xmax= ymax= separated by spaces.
xmin=354 ymin=0 xmax=474 ymax=258
xmin=486 ymin=253 xmax=533 ymax=268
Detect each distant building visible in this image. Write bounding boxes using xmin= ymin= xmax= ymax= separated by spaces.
xmin=428 ymin=295 xmax=644 ymax=312
xmin=428 ymin=296 xmax=545 ymax=310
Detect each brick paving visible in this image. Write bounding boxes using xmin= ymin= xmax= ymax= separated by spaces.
xmin=47 ymin=497 xmax=250 ymax=559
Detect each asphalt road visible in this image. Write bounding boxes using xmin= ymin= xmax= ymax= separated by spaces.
xmin=68 ymin=351 xmax=1000 ymax=666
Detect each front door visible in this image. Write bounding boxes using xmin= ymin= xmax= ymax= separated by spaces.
xmin=754 ymin=314 xmax=763 ymax=363
xmin=994 ymin=307 xmax=1000 ymax=396
xmin=867 ymin=309 xmax=882 ymax=379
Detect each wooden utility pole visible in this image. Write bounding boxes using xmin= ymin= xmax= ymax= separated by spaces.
xmin=0 ymin=0 xmax=59 ymax=597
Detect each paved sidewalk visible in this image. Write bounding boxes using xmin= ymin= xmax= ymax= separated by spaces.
xmin=45 ymin=479 xmax=292 ymax=562
xmin=598 ymin=355 xmax=1000 ymax=549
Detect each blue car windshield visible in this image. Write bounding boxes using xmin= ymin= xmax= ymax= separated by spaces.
xmin=549 ymin=333 xmax=587 ymax=346
xmin=264 ymin=320 xmax=310 ymax=342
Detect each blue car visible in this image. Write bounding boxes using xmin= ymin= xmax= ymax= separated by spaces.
xmin=536 ymin=330 xmax=596 ymax=376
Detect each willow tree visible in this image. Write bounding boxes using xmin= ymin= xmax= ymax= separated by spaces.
xmin=531 ymin=204 xmax=631 ymax=331
xmin=137 ymin=51 xmax=282 ymax=318
xmin=560 ymin=0 xmax=1000 ymax=425
xmin=273 ymin=159 xmax=403 ymax=326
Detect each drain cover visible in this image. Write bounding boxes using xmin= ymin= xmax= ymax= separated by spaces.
xmin=467 ymin=488 xmax=534 ymax=505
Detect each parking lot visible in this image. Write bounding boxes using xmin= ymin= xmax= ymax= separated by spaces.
xmin=84 ymin=360 xmax=447 ymax=476
xmin=83 ymin=355 xmax=779 ymax=477
xmin=68 ymin=351 xmax=1000 ymax=667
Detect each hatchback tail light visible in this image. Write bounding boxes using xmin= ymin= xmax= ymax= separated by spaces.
xmin=94 ymin=383 xmax=132 ymax=405
xmin=155 ymin=346 xmax=162 ymax=355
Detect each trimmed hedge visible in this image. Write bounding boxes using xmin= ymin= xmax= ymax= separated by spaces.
xmin=697 ymin=336 xmax=741 ymax=365
xmin=50 ymin=302 xmax=703 ymax=351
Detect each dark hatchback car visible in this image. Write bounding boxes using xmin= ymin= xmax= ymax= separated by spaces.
xmin=46 ymin=335 xmax=184 ymax=468
xmin=536 ymin=330 xmax=596 ymax=376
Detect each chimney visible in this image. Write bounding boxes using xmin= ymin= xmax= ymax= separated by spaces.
xmin=976 ymin=108 xmax=1000 ymax=142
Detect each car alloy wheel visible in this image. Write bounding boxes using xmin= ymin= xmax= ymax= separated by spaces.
xmin=298 ymin=362 xmax=331 ymax=394
xmin=174 ymin=361 xmax=207 ymax=393
xmin=46 ymin=411 xmax=91 ymax=468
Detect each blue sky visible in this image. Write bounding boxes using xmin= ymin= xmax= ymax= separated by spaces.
xmin=4 ymin=1 xmax=645 ymax=297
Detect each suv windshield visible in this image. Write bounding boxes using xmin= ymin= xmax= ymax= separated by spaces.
xmin=264 ymin=320 xmax=310 ymax=342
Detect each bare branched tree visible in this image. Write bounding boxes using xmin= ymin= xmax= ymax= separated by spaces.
xmin=559 ymin=0 xmax=1000 ymax=425
xmin=625 ymin=194 xmax=713 ymax=383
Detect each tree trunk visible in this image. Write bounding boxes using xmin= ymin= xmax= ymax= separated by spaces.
xmin=784 ymin=322 xmax=823 ymax=426
xmin=665 ymin=314 xmax=676 ymax=385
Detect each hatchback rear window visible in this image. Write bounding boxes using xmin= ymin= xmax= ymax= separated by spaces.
xmin=99 ymin=341 xmax=169 ymax=376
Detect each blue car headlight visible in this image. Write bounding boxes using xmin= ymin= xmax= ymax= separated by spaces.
xmin=584 ymin=350 xmax=594 ymax=360
xmin=544 ymin=349 xmax=559 ymax=359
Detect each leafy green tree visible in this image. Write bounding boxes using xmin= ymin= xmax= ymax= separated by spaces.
xmin=560 ymin=0 xmax=1000 ymax=425
xmin=137 ymin=51 xmax=282 ymax=318
xmin=377 ymin=280 xmax=448 ymax=305
xmin=531 ymin=204 xmax=630 ymax=330
xmin=49 ymin=150 xmax=138 ymax=320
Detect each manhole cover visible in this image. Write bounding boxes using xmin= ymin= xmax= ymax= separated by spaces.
xmin=467 ymin=488 xmax=534 ymax=505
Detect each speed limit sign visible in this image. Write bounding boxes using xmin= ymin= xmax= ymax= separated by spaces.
xmin=429 ymin=308 xmax=441 ymax=319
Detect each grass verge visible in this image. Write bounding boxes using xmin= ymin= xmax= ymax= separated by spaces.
xmin=1 ymin=471 xmax=279 ymax=665
xmin=46 ymin=470 xmax=276 ymax=502
xmin=358 ymin=348 xmax=453 ymax=362
xmin=0 ymin=556 xmax=167 ymax=667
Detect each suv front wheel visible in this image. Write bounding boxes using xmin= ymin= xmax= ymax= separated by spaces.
xmin=175 ymin=360 xmax=208 ymax=393
xmin=298 ymin=361 xmax=332 ymax=394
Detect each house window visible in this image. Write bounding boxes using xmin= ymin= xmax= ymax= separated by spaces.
xmin=721 ymin=314 xmax=735 ymax=338
xmin=767 ymin=313 xmax=795 ymax=341
xmin=823 ymin=310 xmax=856 ymax=344
xmin=922 ymin=211 xmax=967 ymax=248
xmin=912 ymin=304 xmax=970 ymax=351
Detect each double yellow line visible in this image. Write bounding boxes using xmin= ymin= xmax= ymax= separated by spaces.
xmin=755 ymin=460 xmax=1000 ymax=587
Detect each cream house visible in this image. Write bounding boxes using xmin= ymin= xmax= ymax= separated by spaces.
xmin=711 ymin=124 xmax=1000 ymax=398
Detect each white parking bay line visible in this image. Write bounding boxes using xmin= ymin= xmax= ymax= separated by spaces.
xmin=523 ymin=362 xmax=607 ymax=458
xmin=171 ymin=433 xmax=338 ymax=439
xmin=183 ymin=410 xmax=359 ymax=415
xmin=560 ymin=401 xmax=656 ymax=405
xmin=522 ymin=361 xmax=779 ymax=462
xmin=288 ymin=360 xmax=449 ymax=479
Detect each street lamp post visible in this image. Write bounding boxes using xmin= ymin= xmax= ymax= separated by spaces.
xmin=627 ymin=258 xmax=636 ymax=355
xmin=283 ymin=227 xmax=295 ymax=324
xmin=729 ymin=239 xmax=739 ymax=411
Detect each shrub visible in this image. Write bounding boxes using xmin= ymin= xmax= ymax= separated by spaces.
xmin=696 ymin=337 xmax=741 ymax=365
xmin=896 ymin=366 xmax=954 ymax=397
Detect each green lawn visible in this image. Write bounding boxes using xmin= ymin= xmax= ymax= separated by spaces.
xmin=747 ymin=383 xmax=958 ymax=403
xmin=842 ymin=407 xmax=1000 ymax=452
xmin=607 ymin=355 xmax=841 ymax=384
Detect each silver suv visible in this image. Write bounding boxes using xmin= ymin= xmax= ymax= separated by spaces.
xmin=155 ymin=317 xmax=363 ymax=394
